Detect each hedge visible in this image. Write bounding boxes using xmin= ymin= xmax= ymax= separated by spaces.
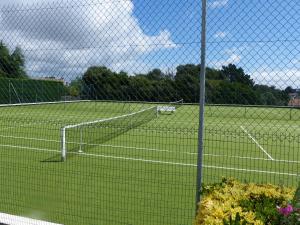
xmin=0 ymin=77 xmax=66 ymax=104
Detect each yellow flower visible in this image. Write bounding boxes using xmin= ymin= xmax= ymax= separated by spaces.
xmin=194 ymin=178 xmax=296 ymax=225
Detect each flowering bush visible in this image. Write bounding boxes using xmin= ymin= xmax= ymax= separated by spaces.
xmin=277 ymin=204 xmax=293 ymax=217
xmin=194 ymin=178 xmax=296 ymax=225
xmin=273 ymin=185 xmax=300 ymax=225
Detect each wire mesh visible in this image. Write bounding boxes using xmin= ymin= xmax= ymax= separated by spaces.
xmin=202 ymin=0 xmax=300 ymax=190
xmin=0 ymin=0 xmax=299 ymax=224
xmin=0 ymin=0 xmax=199 ymax=224
xmin=62 ymin=106 xmax=157 ymax=160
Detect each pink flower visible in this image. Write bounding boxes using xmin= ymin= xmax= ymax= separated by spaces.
xmin=277 ymin=204 xmax=294 ymax=217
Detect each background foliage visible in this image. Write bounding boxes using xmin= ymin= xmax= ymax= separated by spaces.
xmin=78 ymin=64 xmax=289 ymax=105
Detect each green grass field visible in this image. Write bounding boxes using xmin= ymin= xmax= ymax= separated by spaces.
xmin=0 ymin=101 xmax=299 ymax=225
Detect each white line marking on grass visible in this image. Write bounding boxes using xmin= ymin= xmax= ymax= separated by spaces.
xmin=240 ymin=125 xmax=274 ymax=160
xmin=0 ymin=134 xmax=59 ymax=143
xmin=0 ymin=212 xmax=63 ymax=225
xmin=0 ymin=121 xmax=47 ymax=132
xmin=71 ymin=152 xmax=197 ymax=167
xmin=0 ymin=124 xmax=32 ymax=132
xmin=0 ymin=143 xmax=299 ymax=176
xmin=0 ymin=144 xmax=59 ymax=153
xmin=0 ymin=126 xmax=16 ymax=131
xmin=203 ymin=165 xmax=298 ymax=177
xmin=203 ymin=153 xmax=300 ymax=164
xmin=0 ymin=134 xmax=197 ymax=155
xmin=96 ymin=143 xmax=174 ymax=153
xmin=204 ymin=153 xmax=266 ymax=161
xmin=2 ymin=134 xmax=300 ymax=164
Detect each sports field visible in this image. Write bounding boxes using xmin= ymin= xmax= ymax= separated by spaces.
xmin=0 ymin=101 xmax=299 ymax=225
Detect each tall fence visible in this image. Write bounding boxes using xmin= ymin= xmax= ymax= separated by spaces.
xmin=0 ymin=0 xmax=299 ymax=224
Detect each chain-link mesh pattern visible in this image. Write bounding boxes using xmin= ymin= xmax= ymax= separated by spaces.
xmin=0 ymin=0 xmax=299 ymax=224
xmin=203 ymin=0 xmax=300 ymax=188
xmin=0 ymin=0 xmax=199 ymax=224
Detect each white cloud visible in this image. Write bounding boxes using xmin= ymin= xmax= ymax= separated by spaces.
xmin=0 ymin=0 xmax=176 ymax=80
xmin=291 ymin=59 xmax=300 ymax=65
xmin=252 ymin=69 xmax=300 ymax=89
xmin=209 ymin=0 xmax=229 ymax=9
xmin=212 ymin=54 xmax=241 ymax=68
xmin=214 ymin=31 xmax=228 ymax=39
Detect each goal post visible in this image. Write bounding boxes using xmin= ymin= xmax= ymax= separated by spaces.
xmin=61 ymin=127 xmax=67 ymax=161
xmin=60 ymin=106 xmax=158 ymax=161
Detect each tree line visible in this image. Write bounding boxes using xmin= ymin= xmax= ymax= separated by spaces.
xmin=70 ymin=64 xmax=290 ymax=105
xmin=0 ymin=41 xmax=290 ymax=105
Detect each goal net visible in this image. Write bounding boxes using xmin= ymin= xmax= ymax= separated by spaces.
xmin=61 ymin=106 xmax=157 ymax=161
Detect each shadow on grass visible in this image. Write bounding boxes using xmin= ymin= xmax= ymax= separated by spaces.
xmin=40 ymin=145 xmax=82 ymax=162
xmin=40 ymin=153 xmax=62 ymax=163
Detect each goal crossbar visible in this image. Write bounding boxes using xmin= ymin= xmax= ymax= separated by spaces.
xmin=61 ymin=106 xmax=157 ymax=161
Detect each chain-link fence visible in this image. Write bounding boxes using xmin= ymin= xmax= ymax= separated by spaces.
xmin=0 ymin=0 xmax=299 ymax=224
xmin=202 ymin=0 xmax=300 ymax=188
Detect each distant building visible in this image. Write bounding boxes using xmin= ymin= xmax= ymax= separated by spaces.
xmin=288 ymin=90 xmax=300 ymax=107
xmin=288 ymin=98 xmax=300 ymax=107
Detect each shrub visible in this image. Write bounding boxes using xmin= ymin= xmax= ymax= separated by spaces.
xmin=194 ymin=178 xmax=295 ymax=225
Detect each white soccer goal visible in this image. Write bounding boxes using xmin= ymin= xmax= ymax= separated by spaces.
xmin=60 ymin=106 xmax=158 ymax=161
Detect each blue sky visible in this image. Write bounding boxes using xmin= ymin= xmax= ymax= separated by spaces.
xmin=134 ymin=0 xmax=300 ymax=88
xmin=0 ymin=0 xmax=299 ymax=88
xmin=205 ymin=0 xmax=300 ymax=88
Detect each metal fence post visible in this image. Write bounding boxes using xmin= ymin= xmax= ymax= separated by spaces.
xmin=195 ymin=0 xmax=207 ymax=215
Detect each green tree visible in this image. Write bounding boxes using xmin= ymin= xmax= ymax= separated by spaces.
xmin=175 ymin=64 xmax=200 ymax=102
xmin=221 ymin=64 xmax=254 ymax=87
xmin=77 ymin=64 xmax=289 ymax=106
xmin=82 ymin=66 xmax=132 ymax=100
xmin=254 ymin=85 xmax=289 ymax=106
xmin=0 ymin=41 xmax=11 ymax=77
xmin=206 ymin=67 xmax=224 ymax=80
xmin=10 ymin=46 xmax=27 ymax=78
xmin=0 ymin=42 xmax=27 ymax=78
xmin=68 ymin=77 xmax=82 ymax=97
xmin=211 ymin=81 xmax=259 ymax=104
xmin=284 ymin=86 xmax=294 ymax=94
xmin=146 ymin=68 xmax=164 ymax=81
